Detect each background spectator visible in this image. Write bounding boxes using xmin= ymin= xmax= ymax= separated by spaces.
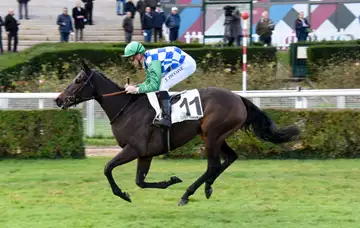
xmin=136 ymin=0 xmax=146 ymax=24
xmin=255 ymin=11 xmax=275 ymax=46
xmin=116 ymin=0 xmax=125 ymax=16
xmin=18 ymin=0 xmax=30 ymax=20
xmin=145 ymin=0 xmax=158 ymax=11
xmin=82 ymin=0 xmax=94 ymax=25
xmin=5 ymin=9 xmax=20 ymax=52
xmin=234 ymin=10 xmax=242 ymax=46
xmin=295 ymin=12 xmax=310 ymax=42
xmin=57 ymin=7 xmax=73 ymax=42
xmin=0 ymin=16 xmax=3 ymax=54
xmin=142 ymin=7 xmax=153 ymax=42
xmin=122 ymin=11 xmax=133 ymax=43
xmin=125 ymin=0 xmax=136 ymax=19
xmin=152 ymin=3 xmax=165 ymax=43
xmin=72 ymin=1 xmax=87 ymax=42
xmin=165 ymin=7 xmax=180 ymax=43
xmin=223 ymin=6 xmax=241 ymax=47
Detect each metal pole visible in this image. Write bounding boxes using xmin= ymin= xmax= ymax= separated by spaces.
xmin=242 ymin=12 xmax=249 ymax=93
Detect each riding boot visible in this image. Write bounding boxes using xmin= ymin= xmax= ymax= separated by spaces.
xmin=154 ymin=91 xmax=171 ymax=128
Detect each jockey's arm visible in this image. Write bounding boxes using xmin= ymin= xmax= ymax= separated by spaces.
xmin=137 ymin=60 xmax=162 ymax=93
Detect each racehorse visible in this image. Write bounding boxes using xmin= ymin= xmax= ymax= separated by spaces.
xmin=55 ymin=60 xmax=300 ymax=206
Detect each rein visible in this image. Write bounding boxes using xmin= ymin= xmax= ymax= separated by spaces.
xmin=102 ymin=90 xmax=127 ymax=97
xmin=102 ymin=77 xmax=130 ymax=97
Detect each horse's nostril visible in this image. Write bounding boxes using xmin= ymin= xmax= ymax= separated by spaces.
xmin=55 ymin=98 xmax=63 ymax=107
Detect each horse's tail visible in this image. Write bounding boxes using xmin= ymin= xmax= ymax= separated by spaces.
xmin=240 ymin=96 xmax=300 ymax=144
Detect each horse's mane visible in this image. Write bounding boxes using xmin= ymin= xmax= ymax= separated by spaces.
xmin=94 ymin=70 xmax=125 ymax=91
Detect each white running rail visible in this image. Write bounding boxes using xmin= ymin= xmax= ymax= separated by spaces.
xmin=1 ymin=89 xmax=360 ymax=137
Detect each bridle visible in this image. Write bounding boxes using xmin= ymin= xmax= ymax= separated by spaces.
xmin=65 ymin=69 xmax=133 ymax=124
xmin=65 ymin=69 xmax=96 ymax=105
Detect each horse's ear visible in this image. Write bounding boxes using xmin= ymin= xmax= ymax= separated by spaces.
xmin=81 ymin=59 xmax=91 ymax=75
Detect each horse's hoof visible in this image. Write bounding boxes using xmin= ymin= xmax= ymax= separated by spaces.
xmin=205 ymin=186 xmax=213 ymax=199
xmin=122 ymin=192 xmax=132 ymax=203
xmin=170 ymin=176 xmax=182 ymax=184
xmin=178 ymin=198 xmax=189 ymax=206
xmin=205 ymin=187 xmax=213 ymax=199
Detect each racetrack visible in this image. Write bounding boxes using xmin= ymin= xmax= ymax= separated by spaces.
xmin=1 ymin=158 xmax=360 ymax=228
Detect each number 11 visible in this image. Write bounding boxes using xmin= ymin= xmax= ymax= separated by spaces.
xmin=179 ymin=96 xmax=202 ymax=116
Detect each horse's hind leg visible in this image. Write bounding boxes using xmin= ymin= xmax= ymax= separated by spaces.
xmin=135 ymin=156 xmax=182 ymax=189
xmin=204 ymin=141 xmax=238 ymax=199
xmin=178 ymin=137 xmax=221 ymax=206
xmin=104 ymin=145 xmax=139 ymax=202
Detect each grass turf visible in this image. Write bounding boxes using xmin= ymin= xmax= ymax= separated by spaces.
xmin=1 ymin=158 xmax=360 ymax=228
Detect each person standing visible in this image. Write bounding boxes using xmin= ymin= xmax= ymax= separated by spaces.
xmin=0 ymin=16 xmax=4 ymax=54
xmin=122 ymin=11 xmax=133 ymax=43
xmin=57 ymin=7 xmax=73 ymax=42
xmin=165 ymin=7 xmax=180 ymax=42
xmin=152 ymin=3 xmax=165 ymax=43
xmin=5 ymin=9 xmax=20 ymax=52
xmin=124 ymin=0 xmax=136 ymax=19
xmin=145 ymin=0 xmax=158 ymax=11
xmin=116 ymin=0 xmax=125 ymax=15
xmin=224 ymin=8 xmax=241 ymax=46
xmin=72 ymin=1 xmax=87 ymax=42
xmin=136 ymin=0 xmax=146 ymax=22
xmin=233 ymin=10 xmax=242 ymax=46
xmin=82 ymin=0 xmax=94 ymax=25
xmin=142 ymin=7 xmax=153 ymax=42
xmin=136 ymin=0 xmax=146 ymax=29
xmin=18 ymin=0 xmax=30 ymax=20
xmin=295 ymin=12 xmax=310 ymax=42
xmin=255 ymin=11 xmax=275 ymax=46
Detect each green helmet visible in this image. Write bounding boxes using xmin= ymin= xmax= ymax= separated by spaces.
xmin=122 ymin=41 xmax=145 ymax=58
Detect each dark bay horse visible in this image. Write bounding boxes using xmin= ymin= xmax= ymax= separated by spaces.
xmin=55 ymin=61 xmax=300 ymax=206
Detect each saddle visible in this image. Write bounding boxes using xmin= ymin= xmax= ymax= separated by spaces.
xmin=155 ymin=90 xmax=186 ymax=105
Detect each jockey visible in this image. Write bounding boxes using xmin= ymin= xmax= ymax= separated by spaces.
xmin=122 ymin=41 xmax=197 ymax=128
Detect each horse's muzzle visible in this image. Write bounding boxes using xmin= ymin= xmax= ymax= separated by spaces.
xmin=55 ymin=97 xmax=64 ymax=108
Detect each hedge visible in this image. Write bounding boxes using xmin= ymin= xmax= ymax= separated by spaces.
xmin=307 ymin=44 xmax=360 ymax=76
xmin=289 ymin=40 xmax=360 ymax=66
xmin=0 ymin=42 xmax=277 ymax=91
xmin=166 ymin=109 xmax=360 ymax=159
xmin=0 ymin=109 xmax=85 ymax=159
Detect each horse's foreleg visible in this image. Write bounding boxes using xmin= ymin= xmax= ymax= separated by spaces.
xmin=135 ymin=156 xmax=182 ymax=189
xmin=204 ymin=141 xmax=238 ymax=199
xmin=178 ymin=140 xmax=221 ymax=206
xmin=104 ymin=145 xmax=139 ymax=202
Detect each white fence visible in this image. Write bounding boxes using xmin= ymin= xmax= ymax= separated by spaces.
xmin=172 ymin=29 xmax=360 ymax=49
xmin=1 ymin=89 xmax=360 ymax=137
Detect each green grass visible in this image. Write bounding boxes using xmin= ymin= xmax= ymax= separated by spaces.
xmin=276 ymin=50 xmax=290 ymax=67
xmin=1 ymin=158 xmax=360 ymax=228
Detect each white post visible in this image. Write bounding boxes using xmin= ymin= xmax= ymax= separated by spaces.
xmin=191 ymin=31 xmax=197 ymax=43
xmin=0 ymin=98 xmax=9 ymax=109
xmin=252 ymin=97 xmax=261 ymax=108
xmin=337 ymin=96 xmax=345 ymax=108
xmin=86 ymin=100 xmax=95 ymax=137
xmin=198 ymin=32 xmax=204 ymax=44
xmin=184 ymin=32 xmax=191 ymax=44
xmin=38 ymin=99 xmax=44 ymax=109
xmin=241 ymin=12 xmax=249 ymax=93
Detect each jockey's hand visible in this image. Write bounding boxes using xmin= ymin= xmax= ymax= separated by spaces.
xmin=125 ymin=85 xmax=139 ymax=94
